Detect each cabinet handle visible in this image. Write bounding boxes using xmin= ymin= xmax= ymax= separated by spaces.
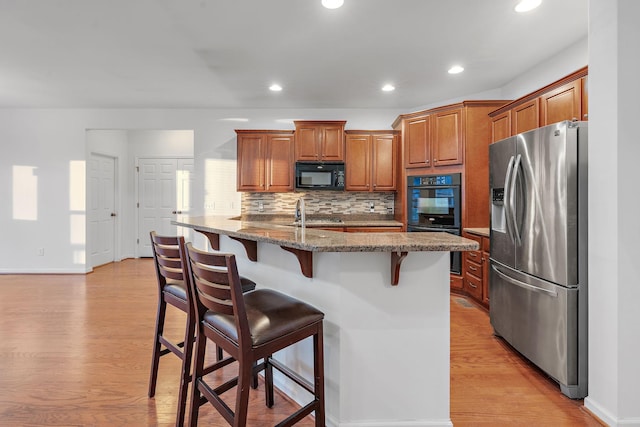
xmin=469 ymin=252 xmax=478 ymax=258
xmin=584 ymin=113 xmax=588 ymax=119
xmin=467 ymin=281 xmax=477 ymax=289
xmin=469 ymin=266 xmax=477 ymax=272
xmin=433 ymin=159 xmax=438 ymax=162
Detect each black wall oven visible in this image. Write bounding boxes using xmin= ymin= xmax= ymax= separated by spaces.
xmin=407 ymin=173 xmax=461 ymax=274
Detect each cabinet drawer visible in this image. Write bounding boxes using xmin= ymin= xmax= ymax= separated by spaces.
xmin=466 ymin=250 xmax=482 ymax=263
xmin=465 ymin=259 xmax=482 ymax=278
xmin=464 ymin=273 xmax=483 ymax=301
xmin=463 ymin=232 xmax=482 ymax=245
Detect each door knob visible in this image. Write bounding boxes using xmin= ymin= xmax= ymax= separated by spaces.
xmin=172 ymin=210 xmax=183 ymax=214
xmin=110 ymin=212 xmax=116 ymax=217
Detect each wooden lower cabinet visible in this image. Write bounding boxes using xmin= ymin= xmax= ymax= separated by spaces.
xmin=462 ymin=231 xmax=490 ymax=308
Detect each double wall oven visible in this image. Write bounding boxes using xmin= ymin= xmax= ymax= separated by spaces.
xmin=407 ymin=173 xmax=461 ymax=274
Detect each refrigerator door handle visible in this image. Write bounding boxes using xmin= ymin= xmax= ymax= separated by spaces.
xmin=509 ymin=154 xmax=522 ymax=245
xmin=503 ymin=155 xmax=516 ymax=243
xmin=492 ymin=264 xmax=558 ymax=297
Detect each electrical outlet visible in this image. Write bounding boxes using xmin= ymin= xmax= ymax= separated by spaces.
xmin=37 ymin=248 xmax=44 ymax=256
xmin=369 ymin=201 xmax=375 ymax=213
xmin=258 ymin=201 xmax=264 ymax=212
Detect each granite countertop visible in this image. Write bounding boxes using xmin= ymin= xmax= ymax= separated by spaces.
xmin=173 ymin=215 xmax=479 ymax=253
xmin=463 ymin=227 xmax=490 ymax=238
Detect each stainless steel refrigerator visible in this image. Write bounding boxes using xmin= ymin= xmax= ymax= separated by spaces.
xmin=489 ymin=120 xmax=588 ymax=399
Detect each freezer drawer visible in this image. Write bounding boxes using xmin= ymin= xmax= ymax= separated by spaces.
xmin=490 ymin=260 xmax=578 ymax=387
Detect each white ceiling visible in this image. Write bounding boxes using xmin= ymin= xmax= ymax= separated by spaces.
xmin=0 ymin=0 xmax=588 ymax=110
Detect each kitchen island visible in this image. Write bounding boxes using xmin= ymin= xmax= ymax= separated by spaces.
xmin=174 ymin=216 xmax=478 ymax=427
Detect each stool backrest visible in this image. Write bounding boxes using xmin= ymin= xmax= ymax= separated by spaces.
xmin=181 ymin=242 xmax=251 ymax=347
xmin=150 ymin=231 xmax=185 ymax=284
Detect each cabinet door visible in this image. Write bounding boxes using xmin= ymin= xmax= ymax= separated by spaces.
xmin=266 ymin=135 xmax=294 ymax=192
xmin=482 ymin=250 xmax=490 ymax=307
xmin=405 ymin=116 xmax=431 ymax=168
xmin=491 ymin=111 xmax=511 ymax=142
xmin=372 ymin=134 xmax=397 ymax=191
xmin=581 ymin=76 xmax=588 ymax=121
xmin=512 ymin=98 xmax=539 ymax=135
xmin=237 ymin=134 xmax=265 ymax=191
xmin=345 ymin=134 xmax=371 ymax=191
xmin=540 ymin=80 xmax=581 ymax=126
xmin=321 ymin=125 xmax=345 ymax=161
xmin=295 ymin=126 xmax=320 ymax=161
xmin=433 ymin=109 xmax=463 ymax=166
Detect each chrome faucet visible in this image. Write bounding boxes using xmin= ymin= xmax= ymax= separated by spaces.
xmin=295 ymin=196 xmax=306 ymax=228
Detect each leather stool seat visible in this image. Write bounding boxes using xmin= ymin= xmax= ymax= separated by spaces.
xmin=203 ymin=288 xmax=324 ymax=347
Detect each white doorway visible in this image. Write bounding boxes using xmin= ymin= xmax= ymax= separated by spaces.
xmin=137 ymin=158 xmax=194 ymax=257
xmin=88 ymin=153 xmax=117 ymax=268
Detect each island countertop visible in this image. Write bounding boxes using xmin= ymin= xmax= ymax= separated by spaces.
xmin=173 ymin=215 xmax=479 ymax=253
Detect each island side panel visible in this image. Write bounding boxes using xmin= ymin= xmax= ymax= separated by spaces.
xmin=219 ymin=235 xmax=452 ymax=427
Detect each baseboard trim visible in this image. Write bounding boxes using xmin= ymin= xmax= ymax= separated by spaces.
xmin=0 ymin=267 xmax=87 ymax=274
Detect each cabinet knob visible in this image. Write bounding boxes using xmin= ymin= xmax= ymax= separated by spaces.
xmin=433 ymin=159 xmax=437 ymax=162
xmin=583 ymin=113 xmax=588 ymax=119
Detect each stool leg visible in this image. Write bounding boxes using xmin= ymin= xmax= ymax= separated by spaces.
xmin=148 ymin=298 xmax=167 ymax=397
xmin=187 ymin=329 xmax=207 ymax=427
xmin=216 ymin=344 xmax=223 ymax=361
xmin=264 ymin=355 xmax=274 ymax=407
xmin=314 ymin=325 xmax=325 ymax=427
xmin=234 ymin=356 xmax=253 ymax=427
xmin=176 ymin=311 xmax=196 ymax=427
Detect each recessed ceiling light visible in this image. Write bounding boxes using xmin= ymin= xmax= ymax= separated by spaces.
xmin=322 ymin=0 xmax=344 ymax=9
xmin=448 ymin=65 xmax=464 ymax=74
xmin=515 ymin=0 xmax=542 ymax=13
xmin=269 ymin=84 xmax=283 ymax=92
xmin=381 ymin=84 xmax=395 ymax=92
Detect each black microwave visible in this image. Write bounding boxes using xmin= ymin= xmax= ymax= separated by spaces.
xmin=295 ymin=162 xmax=345 ymax=190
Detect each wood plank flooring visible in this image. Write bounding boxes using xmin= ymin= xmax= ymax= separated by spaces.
xmin=0 ymin=259 xmax=603 ymax=426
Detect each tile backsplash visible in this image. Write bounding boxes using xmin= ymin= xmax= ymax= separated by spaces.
xmin=241 ymin=191 xmax=395 ymax=216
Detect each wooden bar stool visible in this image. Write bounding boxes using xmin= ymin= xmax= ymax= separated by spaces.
xmin=147 ymin=232 xmax=257 ymax=427
xmin=181 ymin=241 xmax=325 ymax=427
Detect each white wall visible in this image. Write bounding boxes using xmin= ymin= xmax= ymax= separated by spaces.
xmin=0 ymin=108 xmax=403 ymax=273
xmin=501 ymin=37 xmax=589 ymax=100
xmin=585 ymin=1 xmax=640 ymax=425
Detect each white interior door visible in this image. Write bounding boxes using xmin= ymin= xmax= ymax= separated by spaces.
xmin=137 ymin=158 xmax=193 ymax=257
xmin=88 ymin=153 xmax=116 ymax=267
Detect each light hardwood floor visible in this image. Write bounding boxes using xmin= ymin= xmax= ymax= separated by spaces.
xmin=0 ymin=259 xmax=602 ymax=426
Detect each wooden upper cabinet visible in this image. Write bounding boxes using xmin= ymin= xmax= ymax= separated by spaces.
xmin=294 ymin=121 xmax=346 ymax=161
xmin=491 ymin=110 xmax=511 ymax=143
xmin=488 ymin=67 xmax=588 ymax=137
xmin=581 ymin=76 xmax=588 ymax=121
xmin=540 ymin=79 xmax=582 ymax=126
xmin=405 ymin=116 xmax=431 ymax=168
xmin=266 ymin=134 xmax=295 ymax=192
xmin=237 ymin=134 xmax=266 ymax=191
xmin=345 ymin=133 xmax=371 ymax=191
xmin=345 ymin=131 xmax=398 ymax=192
xmin=236 ymin=130 xmax=294 ymax=192
xmin=432 ymin=108 xmax=463 ymax=166
xmin=371 ymin=133 xmax=397 ymax=191
xmin=512 ymin=98 xmax=539 ymax=135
